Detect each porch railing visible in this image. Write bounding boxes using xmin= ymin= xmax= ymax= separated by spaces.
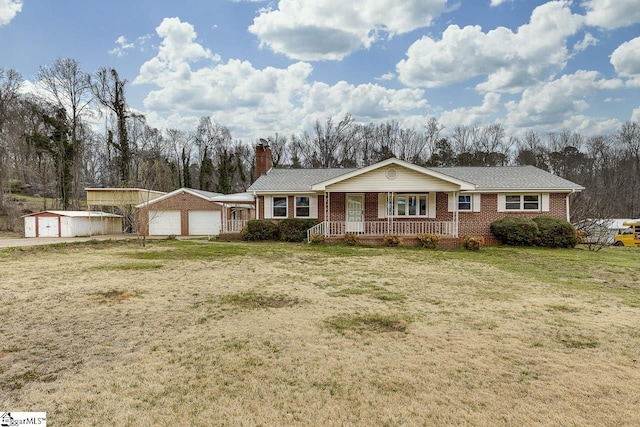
xmin=223 ymin=219 xmax=247 ymax=234
xmin=307 ymin=221 xmax=455 ymax=241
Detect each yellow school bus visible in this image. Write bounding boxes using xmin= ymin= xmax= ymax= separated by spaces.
xmin=613 ymin=221 xmax=640 ymax=247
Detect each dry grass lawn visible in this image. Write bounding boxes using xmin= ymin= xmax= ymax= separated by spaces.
xmin=1 ymin=240 xmax=639 ymax=426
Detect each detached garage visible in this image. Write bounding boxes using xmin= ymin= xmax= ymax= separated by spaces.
xmin=23 ymin=211 xmax=123 ymax=238
xmin=137 ymin=188 xmax=223 ymax=237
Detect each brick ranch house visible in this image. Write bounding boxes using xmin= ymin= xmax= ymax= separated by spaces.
xmin=246 ymin=143 xmax=584 ymax=245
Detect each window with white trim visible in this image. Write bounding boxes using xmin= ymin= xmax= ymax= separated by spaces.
xmin=393 ymin=194 xmax=428 ymax=217
xmin=458 ymin=195 xmax=472 ymax=211
xmin=295 ymin=196 xmax=310 ymax=217
xmin=273 ymin=196 xmax=287 ymax=217
xmin=506 ymin=194 xmax=539 ymax=211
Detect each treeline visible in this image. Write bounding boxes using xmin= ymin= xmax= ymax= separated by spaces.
xmin=1 ymin=60 xmax=639 ymax=223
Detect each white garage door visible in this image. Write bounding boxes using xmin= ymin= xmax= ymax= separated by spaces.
xmin=148 ymin=210 xmax=181 ymax=236
xmin=38 ymin=216 xmax=59 ymax=237
xmin=188 ymin=210 xmax=221 ymax=236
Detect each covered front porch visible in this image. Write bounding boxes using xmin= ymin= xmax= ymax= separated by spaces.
xmin=307 ymin=191 xmax=460 ymax=241
xmin=307 ymin=219 xmax=456 ymax=239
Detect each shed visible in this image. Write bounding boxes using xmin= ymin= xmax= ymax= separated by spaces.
xmin=575 ymin=218 xmax=640 ymax=244
xmin=136 ymin=188 xmax=224 ymax=236
xmin=23 ymin=211 xmax=124 ymax=238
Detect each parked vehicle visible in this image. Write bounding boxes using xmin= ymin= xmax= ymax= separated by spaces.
xmin=613 ymin=221 xmax=640 ymax=247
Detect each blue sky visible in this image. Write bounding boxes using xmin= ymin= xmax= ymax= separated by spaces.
xmin=1 ymin=0 xmax=639 ymax=141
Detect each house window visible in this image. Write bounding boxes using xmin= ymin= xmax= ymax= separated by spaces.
xmin=506 ymin=194 xmax=539 ymax=211
xmin=273 ymin=196 xmax=287 ymax=217
xmin=394 ymin=194 xmax=428 ymax=217
xmin=295 ymin=196 xmax=310 ymax=217
xmin=458 ymin=195 xmax=472 ymax=211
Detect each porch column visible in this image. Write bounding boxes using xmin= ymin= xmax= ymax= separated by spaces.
xmin=453 ymin=191 xmax=459 ymax=237
xmin=387 ymin=191 xmax=394 ymax=234
xmin=221 ymin=204 xmax=226 ymax=233
xmin=324 ymin=191 xmax=330 ymax=237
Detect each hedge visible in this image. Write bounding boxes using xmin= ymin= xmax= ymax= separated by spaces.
xmin=241 ymin=218 xmax=319 ymax=242
xmin=490 ymin=217 xmax=539 ymax=246
xmin=279 ymin=218 xmax=319 ymax=242
xmin=533 ymin=217 xmax=578 ymax=248
xmin=241 ymin=220 xmax=280 ymax=241
xmin=490 ymin=216 xmax=578 ymax=248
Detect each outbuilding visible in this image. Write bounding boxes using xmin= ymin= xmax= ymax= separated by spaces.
xmin=23 ymin=211 xmax=123 ymax=238
xmin=136 ymin=188 xmax=224 ymax=236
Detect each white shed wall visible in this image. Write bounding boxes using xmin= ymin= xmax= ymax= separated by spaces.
xmin=24 ymin=217 xmax=36 ymax=237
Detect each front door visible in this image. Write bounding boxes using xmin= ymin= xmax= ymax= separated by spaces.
xmin=346 ymin=194 xmax=364 ymax=233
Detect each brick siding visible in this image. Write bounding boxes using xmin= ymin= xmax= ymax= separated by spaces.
xmin=256 ymin=192 xmax=570 ymax=242
xmin=138 ymin=191 xmax=222 ymax=236
xmin=457 ymin=193 xmax=567 ymax=241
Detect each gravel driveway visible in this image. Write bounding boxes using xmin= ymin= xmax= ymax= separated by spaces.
xmin=0 ymin=234 xmax=136 ymax=249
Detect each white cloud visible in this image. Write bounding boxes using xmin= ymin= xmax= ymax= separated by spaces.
xmin=439 ymin=93 xmax=502 ymax=128
xmin=396 ymin=1 xmax=584 ymax=93
xmin=632 ymin=107 xmax=640 ymax=123
xmin=135 ymin=17 xmax=219 ymax=85
xmin=610 ymin=37 xmax=640 ymax=87
xmin=504 ymin=70 xmax=623 ymax=131
xmin=248 ymin=0 xmax=451 ymax=60
xmin=583 ymin=0 xmax=640 ymax=29
xmin=574 ymin=32 xmax=598 ymax=52
xmin=108 ymin=36 xmax=135 ymax=57
xmin=136 ymin=18 xmax=429 ymax=139
xmin=0 ymin=0 xmax=21 ymax=25
xmin=375 ymin=73 xmax=395 ymax=81
xmin=490 ymin=0 xmax=514 ymax=6
xmin=136 ymin=34 xmax=154 ymax=52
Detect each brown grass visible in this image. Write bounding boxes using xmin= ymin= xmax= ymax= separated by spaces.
xmin=1 ymin=240 xmax=639 ymax=426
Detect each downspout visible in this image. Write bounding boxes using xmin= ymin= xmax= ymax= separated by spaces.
xmin=566 ymin=189 xmax=575 ymax=222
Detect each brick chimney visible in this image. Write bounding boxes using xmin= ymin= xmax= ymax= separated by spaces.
xmin=255 ymin=139 xmax=273 ymax=178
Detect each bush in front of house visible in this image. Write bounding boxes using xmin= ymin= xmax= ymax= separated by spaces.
xmin=279 ymin=218 xmax=319 ymax=242
xmin=490 ymin=217 xmax=539 ymax=246
xmin=308 ymin=233 xmax=325 ymax=244
xmin=382 ymin=234 xmax=402 ymax=247
xmin=343 ymin=233 xmax=359 ymax=246
xmin=417 ymin=233 xmax=439 ymax=249
xmin=241 ymin=219 xmax=280 ymax=241
xmin=533 ymin=217 xmax=578 ymax=248
xmin=461 ymin=235 xmax=484 ymax=251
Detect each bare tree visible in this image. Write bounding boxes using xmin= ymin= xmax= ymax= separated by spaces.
xmin=311 ymin=114 xmax=355 ymax=167
xmin=37 ymin=58 xmax=93 ymax=207
xmin=166 ymin=128 xmax=192 ymax=188
xmin=618 ymin=122 xmax=640 ymax=217
xmin=0 ymin=68 xmax=23 ymax=210
xmin=91 ymin=68 xmax=131 ymax=186
xmin=424 ymin=117 xmax=444 ymax=162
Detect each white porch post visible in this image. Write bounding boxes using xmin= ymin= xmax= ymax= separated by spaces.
xmin=222 ymin=203 xmax=227 ymax=233
xmin=454 ymin=191 xmax=459 ymax=237
xmin=387 ymin=191 xmax=394 ymax=234
xmin=324 ymin=191 xmax=330 ymax=237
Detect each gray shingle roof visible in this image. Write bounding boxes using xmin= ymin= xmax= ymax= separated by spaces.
xmin=188 ymin=188 xmax=223 ymax=198
xmin=247 ymin=168 xmax=357 ymax=192
xmin=247 ymin=164 xmax=584 ymax=192
xmin=430 ymin=165 xmax=584 ymax=191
